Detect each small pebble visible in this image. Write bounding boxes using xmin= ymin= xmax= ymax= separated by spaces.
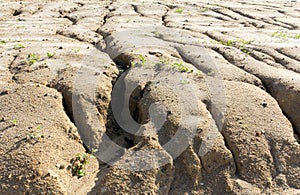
xmin=262 ymin=102 xmax=267 ymax=107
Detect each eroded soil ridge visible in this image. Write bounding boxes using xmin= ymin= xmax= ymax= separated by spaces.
xmin=0 ymin=0 xmax=300 ymax=194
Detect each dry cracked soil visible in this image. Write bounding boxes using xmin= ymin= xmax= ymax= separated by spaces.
xmin=1 ymin=0 xmax=300 ymax=194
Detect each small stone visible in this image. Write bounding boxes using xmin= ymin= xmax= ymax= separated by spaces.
xmin=262 ymin=102 xmax=267 ymax=107
xmin=56 ymin=164 xmax=65 ymax=169
xmin=0 ymin=90 xmax=8 ymax=95
xmin=47 ymin=169 xmax=58 ymax=178
xmin=36 ymin=169 xmax=44 ymax=176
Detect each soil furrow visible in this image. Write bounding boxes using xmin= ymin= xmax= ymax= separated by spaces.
xmin=275 ymin=48 xmax=300 ymax=62
xmin=260 ymin=18 xmax=294 ymax=30
xmin=272 ymin=18 xmax=297 ymax=30
xmin=252 ymin=47 xmax=300 ymax=73
xmin=212 ymin=46 xmax=300 ymax=139
xmin=132 ymin=4 xmax=145 ymax=17
xmin=225 ymin=7 xmax=256 ymax=20
xmin=1 ymin=0 xmax=300 ymax=194
xmin=210 ymin=8 xmax=238 ymax=21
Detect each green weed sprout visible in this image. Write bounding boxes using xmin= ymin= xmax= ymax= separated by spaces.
xmin=175 ymin=8 xmax=184 ymax=14
xmin=11 ymin=119 xmax=17 ymax=126
xmin=153 ymin=31 xmax=160 ymax=37
xmin=26 ymin=125 xmax=44 ymax=139
xmin=71 ymin=153 xmax=90 ymax=177
xmin=72 ymin=48 xmax=81 ymax=53
xmin=13 ymin=44 xmax=25 ymax=50
xmin=47 ymin=52 xmax=56 ymax=58
xmin=272 ymin=31 xmax=287 ymax=39
xmin=138 ymin=54 xmax=146 ymax=65
xmin=27 ymin=53 xmax=40 ymax=65
xmin=171 ymin=62 xmax=193 ymax=73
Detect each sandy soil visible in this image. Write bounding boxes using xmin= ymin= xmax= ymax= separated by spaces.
xmin=0 ymin=0 xmax=300 ymax=194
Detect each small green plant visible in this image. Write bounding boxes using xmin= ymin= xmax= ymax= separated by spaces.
xmin=211 ymin=39 xmax=252 ymax=55
xmin=212 ymin=39 xmax=252 ymax=47
xmin=153 ymin=31 xmax=160 ymax=37
xmin=26 ymin=125 xmax=44 ymax=139
xmin=237 ymin=39 xmax=252 ymax=45
xmin=294 ymin=34 xmax=300 ymax=39
xmin=126 ymin=19 xmax=131 ymax=23
xmin=26 ymin=132 xmax=37 ymax=139
xmin=130 ymin=61 xmax=136 ymax=68
xmin=171 ymin=62 xmax=193 ymax=73
xmin=27 ymin=53 xmax=40 ymax=65
xmin=70 ymin=153 xmax=90 ymax=177
xmin=220 ymin=40 xmax=234 ymax=47
xmin=13 ymin=44 xmax=25 ymax=50
xmin=160 ymin=58 xmax=170 ymax=65
xmin=138 ymin=54 xmax=146 ymax=65
xmin=196 ymin=70 xmax=204 ymax=79
xmin=160 ymin=59 xmax=194 ymax=73
xmin=199 ymin=7 xmax=209 ymax=12
xmin=237 ymin=40 xmax=252 ymax=55
xmin=72 ymin=48 xmax=81 ymax=53
xmin=240 ymin=45 xmax=251 ymax=55
xmin=272 ymin=31 xmax=287 ymax=39
xmin=271 ymin=31 xmax=279 ymax=37
xmin=89 ymin=148 xmax=98 ymax=159
xmin=175 ymin=8 xmax=184 ymax=14
xmin=210 ymin=40 xmax=219 ymax=45
xmin=47 ymin=52 xmax=56 ymax=58
xmin=0 ymin=40 xmax=6 ymax=45
xmin=207 ymin=70 xmax=214 ymax=76
xmin=16 ymin=26 xmax=25 ymax=29
xmin=180 ymin=79 xmax=190 ymax=84
xmin=11 ymin=119 xmax=17 ymax=126
xmin=211 ymin=40 xmax=233 ymax=47
xmin=270 ymin=31 xmax=300 ymax=39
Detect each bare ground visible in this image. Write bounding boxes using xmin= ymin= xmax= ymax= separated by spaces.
xmin=0 ymin=0 xmax=300 ymax=194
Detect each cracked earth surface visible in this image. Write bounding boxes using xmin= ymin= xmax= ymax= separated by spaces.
xmin=0 ymin=0 xmax=300 ymax=194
